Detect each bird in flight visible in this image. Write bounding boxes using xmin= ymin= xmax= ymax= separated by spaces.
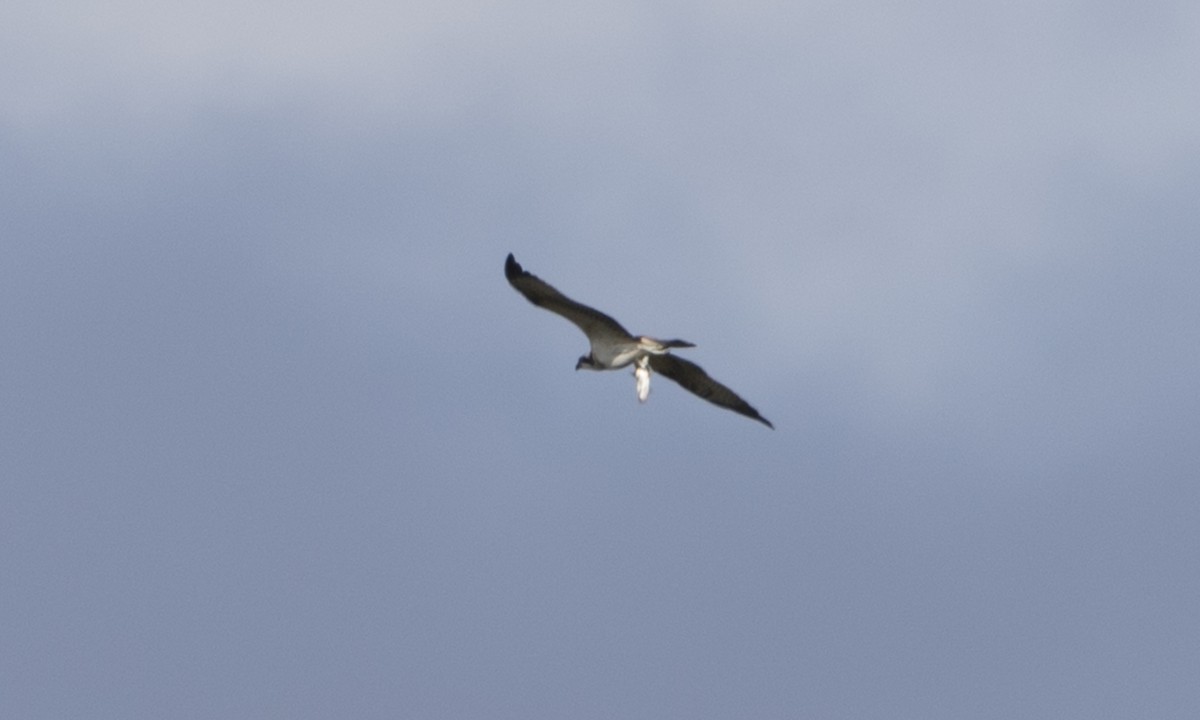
xmin=505 ymin=253 xmax=773 ymax=428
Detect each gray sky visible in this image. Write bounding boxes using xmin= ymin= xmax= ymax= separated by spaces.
xmin=4 ymin=1 xmax=1199 ymax=718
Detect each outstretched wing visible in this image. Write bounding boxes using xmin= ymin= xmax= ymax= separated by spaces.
xmin=505 ymin=253 xmax=633 ymax=343
xmin=648 ymin=353 xmax=774 ymax=428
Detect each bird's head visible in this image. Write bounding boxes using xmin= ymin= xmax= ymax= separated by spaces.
xmin=575 ymin=354 xmax=596 ymax=371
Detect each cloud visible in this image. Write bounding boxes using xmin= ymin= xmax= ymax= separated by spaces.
xmin=4 ymin=3 xmax=1200 ymax=717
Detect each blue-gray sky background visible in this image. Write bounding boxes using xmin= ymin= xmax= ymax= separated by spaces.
xmin=4 ymin=2 xmax=1199 ymax=717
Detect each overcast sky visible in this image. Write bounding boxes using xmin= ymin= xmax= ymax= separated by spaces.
xmin=4 ymin=1 xmax=1199 ymax=718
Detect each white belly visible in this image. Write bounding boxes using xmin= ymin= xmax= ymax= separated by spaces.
xmin=590 ymin=341 xmax=643 ymax=369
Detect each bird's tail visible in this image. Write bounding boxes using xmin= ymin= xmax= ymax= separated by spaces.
xmin=638 ymin=336 xmax=696 ymax=354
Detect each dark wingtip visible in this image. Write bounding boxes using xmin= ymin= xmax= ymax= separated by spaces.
xmin=742 ymin=405 xmax=773 ymax=429
xmin=505 ymin=253 xmax=522 ymax=280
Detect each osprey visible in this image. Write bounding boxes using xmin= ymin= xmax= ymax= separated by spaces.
xmin=505 ymin=253 xmax=773 ymax=428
